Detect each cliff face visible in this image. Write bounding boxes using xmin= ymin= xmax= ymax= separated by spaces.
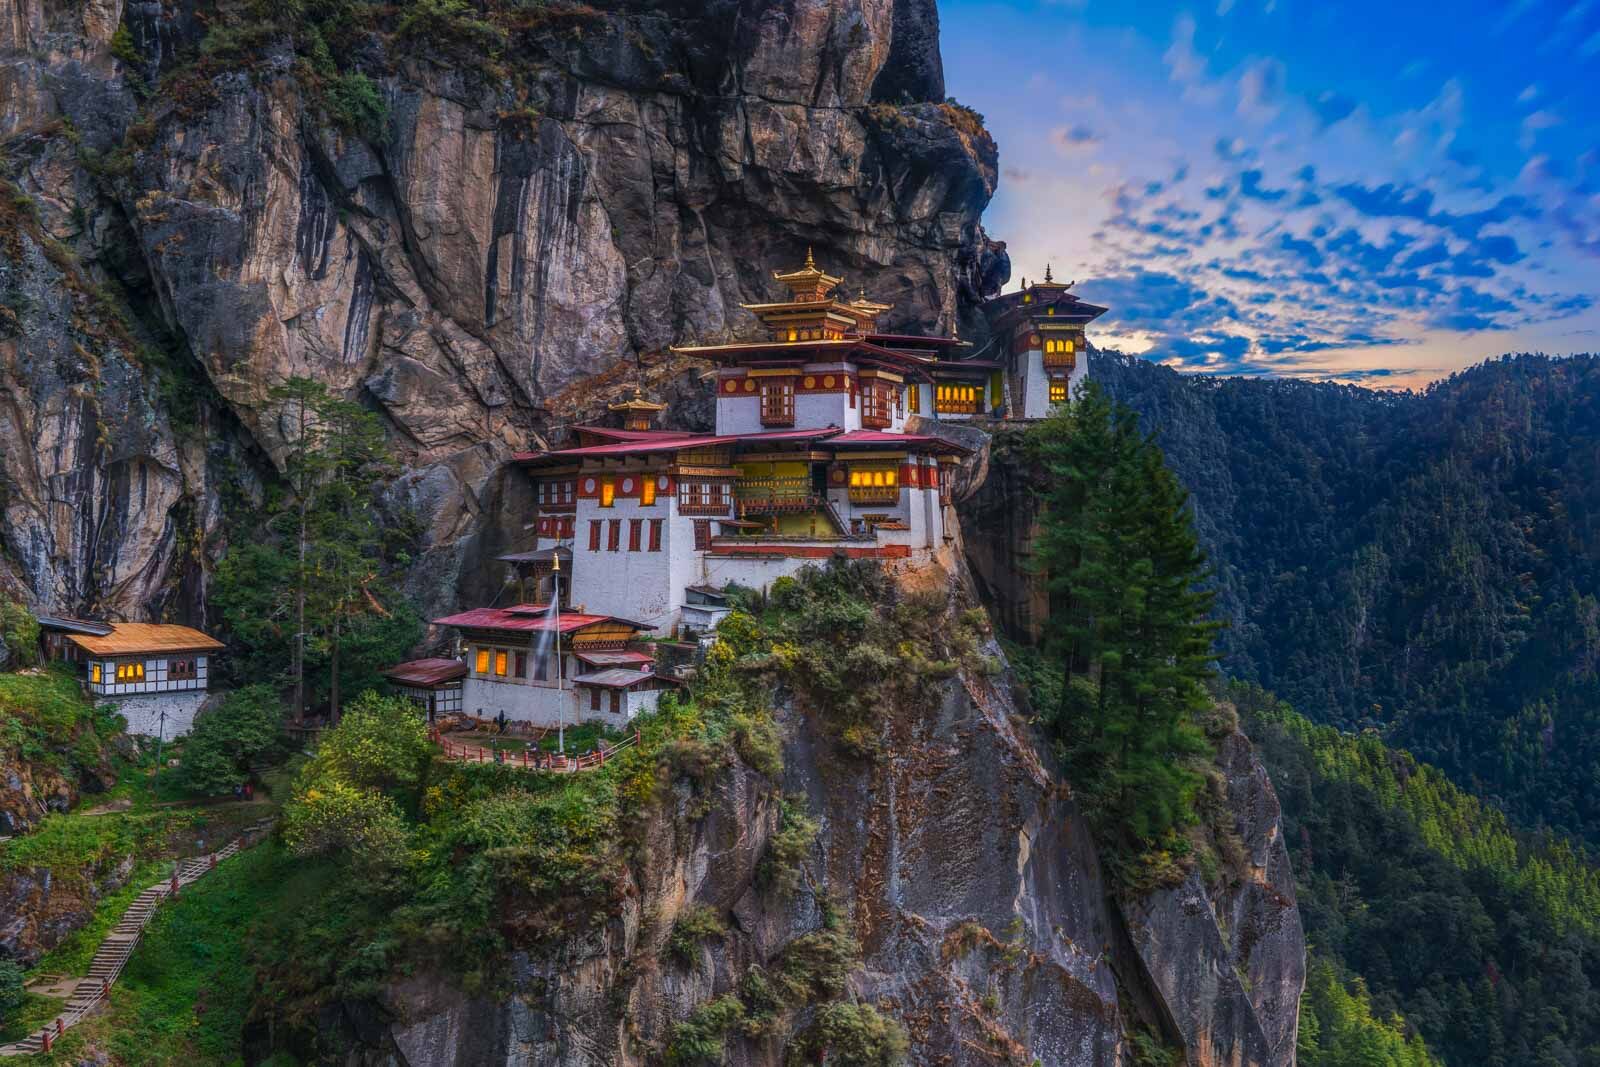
xmin=254 ymin=560 xmax=1302 ymax=1067
xmin=0 ymin=0 xmax=1003 ymax=621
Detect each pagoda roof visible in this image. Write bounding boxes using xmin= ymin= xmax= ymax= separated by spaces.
xmin=383 ymin=657 xmax=468 ymax=686
xmin=36 ymin=615 xmax=114 ymax=636
xmin=432 ymin=604 xmax=648 ymax=634
xmin=571 ymin=426 xmax=694 ymax=443
xmin=865 ymin=333 xmax=967 ymax=350
xmin=670 ymin=337 xmax=937 ymax=374
xmin=771 ymin=247 xmax=844 ymax=290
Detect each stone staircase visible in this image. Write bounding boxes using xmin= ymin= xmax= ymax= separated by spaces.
xmin=0 ymin=820 xmax=273 ymax=1057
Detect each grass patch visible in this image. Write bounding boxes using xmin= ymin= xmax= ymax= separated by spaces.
xmin=84 ymin=840 xmax=290 ymax=1065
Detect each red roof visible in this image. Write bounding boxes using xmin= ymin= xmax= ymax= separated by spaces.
xmin=575 ymin=649 xmax=654 ymax=668
xmin=515 ymin=426 xmax=843 ymax=463
xmin=383 ymin=658 xmax=468 ymax=686
xmin=431 ymin=605 xmax=646 ymax=633
xmin=826 ymin=430 xmax=973 ymax=455
xmin=572 ymin=426 xmax=699 ymax=442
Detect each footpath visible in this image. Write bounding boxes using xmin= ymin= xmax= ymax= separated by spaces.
xmin=0 ymin=819 xmax=275 ymax=1058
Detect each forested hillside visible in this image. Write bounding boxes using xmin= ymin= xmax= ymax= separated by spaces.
xmin=1234 ymin=684 xmax=1600 ymax=1067
xmin=1096 ymin=352 xmax=1600 ymax=844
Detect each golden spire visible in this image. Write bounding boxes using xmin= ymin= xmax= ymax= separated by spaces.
xmin=805 ymin=246 xmax=816 ymax=270
xmin=1044 ymin=263 xmax=1054 ymax=284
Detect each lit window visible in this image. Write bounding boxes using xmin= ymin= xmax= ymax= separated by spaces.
xmin=1050 ymin=380 xmax=1069 ymax=404
xmin=600 ymin=477 xmax=615 ymax=508
xmin=91 ymin=663 xmax=101 ymax=684
xmin=495 ymin=651 xmax=508 ymax=676
xmin=476 ymin=649 xmax=490 ymax=673
xmin=640 ymin=478 xmax=657 ymax=506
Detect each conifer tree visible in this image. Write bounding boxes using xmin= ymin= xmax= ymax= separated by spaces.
xmin=1029 ymin=381 xmax=1219 ymax=856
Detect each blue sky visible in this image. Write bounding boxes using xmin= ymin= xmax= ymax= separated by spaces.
xmin=940 ymin=0 xmax=1600 ymax=387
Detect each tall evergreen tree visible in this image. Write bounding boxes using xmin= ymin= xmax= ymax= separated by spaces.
xmin=1029 ymin=382 xmax=1219 ymax=856
xmin=216 ymin=377 xmax=420 ymax=719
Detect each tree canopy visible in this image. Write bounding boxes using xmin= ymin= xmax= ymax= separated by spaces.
xmin=1027 ymin=382 xmax=1218 ymax=883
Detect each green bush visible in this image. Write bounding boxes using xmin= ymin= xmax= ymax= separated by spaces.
xmin=665 ymin=905 xmax=725 ymax=966
xmin=787 ymin=1002 xmax=909 ymax=1066
xmin=0 ymin=961 xmax=24 ymax=1025
xmin=394 ymin=0 xmax=506 ymax=52
xmin=0 ymin=599 xmax=40 ymax=668
xmin=324 ymin=71 xmax=386 ymax=140
xmin=178 ymin=684 xmax=285 ymax=795
xmin=758 ymin=795 xmax=817 ymax=896
xmin=665 ymin=995 xmax=746 ymax=1065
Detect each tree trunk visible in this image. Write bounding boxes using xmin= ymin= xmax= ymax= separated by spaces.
xmin=329 ymin=610 xmax=341 ymax=725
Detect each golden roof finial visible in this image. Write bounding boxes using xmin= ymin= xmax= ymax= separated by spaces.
xmin=805 ymin=246 xmax=816 ymax=271
xmin=1044 ymin=263 xmax=1054 ymax=284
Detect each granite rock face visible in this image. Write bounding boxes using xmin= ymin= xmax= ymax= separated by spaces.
xmin=256 ymin=561 xmax=1302 ymax=1067
xmin=0 ymin=0 xmax=999 ymax=622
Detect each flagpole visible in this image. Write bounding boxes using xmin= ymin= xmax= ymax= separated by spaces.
xmin=553 ymin=554 xmax=564 ymax=757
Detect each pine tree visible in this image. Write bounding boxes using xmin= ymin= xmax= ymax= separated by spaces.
xmin=1029 ymin=381 xmax=1219 ymax=858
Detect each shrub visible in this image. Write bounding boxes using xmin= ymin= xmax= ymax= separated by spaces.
xmin=665 ymin=905 xmax=725 ymax=966
xmin=309 ymin=691 xmax=432 ymax=792
xmin=324 ymin=71 xmax=386 ymax=141
xmin=665 ymin=995 xmax=746 ymax=1065
xmin=281 ymin=777 xmax=409 ymax=870
xmin=759 ymin=795 xmax=817 ymax=896
xmin=178 ymin=684 xmax=284 ymax=795
xmin=395 ymin=0 xmax=506 ymax=52
xmin=0 ymin=960 xmax=24 ymax=1024
xmin=0 ymin=599 xmax=40 ymax=669
xmin=788 ymin=1001 xmax=909 ymax=1066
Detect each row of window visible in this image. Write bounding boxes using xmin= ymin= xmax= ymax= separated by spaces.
xmin=597 ymin=476 xmax=660 ymax=508
xmin=90 ymin=659 xmax=199 ymax=684
xmin=590 ymin=688 xmax=625 ymax=714
xmin=536 ymin=479 xmax=577 ymax=505
xmin=538 ymin=516 xmax=577 ymax=539
xmin=935 ymin=384 xmax=981 ymax=414
xmin=587 ymin=518 xmax=666 ymax=553
xmin=473 ymin=647 xmax=569 ymax=681
xmin=1049 ymin=380 xmax=1070 ymax=404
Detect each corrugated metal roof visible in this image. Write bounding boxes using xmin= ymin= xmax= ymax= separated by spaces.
xmin=432 ymin=606 xmax=648 ymax=634
xmin=36 ymin=615 xmax=114 ymax=636
xmin=575 ymin=649 xmax=654 ymax=668
xmin=571 ymin=668 xmax=657 ymax=689
xmin=826 ymin=430 xmax=973 ymax=454
xmin=383 ymin=658 xmax=468 ymax=686
xmin=66 ymin=623 xmax=223 ymax=656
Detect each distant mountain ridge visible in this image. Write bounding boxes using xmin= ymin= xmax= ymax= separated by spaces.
xmin=1096 ymin=351 xmax=1600 ymax=842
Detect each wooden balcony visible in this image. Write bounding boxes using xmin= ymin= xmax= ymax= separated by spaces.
xmin=736 ymin=477 xmax=820 ymax=512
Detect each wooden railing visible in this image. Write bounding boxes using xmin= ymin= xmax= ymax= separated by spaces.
xmin=430 ymin=728 xmax=641 ymax=772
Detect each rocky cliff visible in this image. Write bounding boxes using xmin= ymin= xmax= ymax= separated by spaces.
xmin=249 ymin=557 xmax=1302 ymax=1066
xmin=1 ymin=0 xmax=1006 ymax=623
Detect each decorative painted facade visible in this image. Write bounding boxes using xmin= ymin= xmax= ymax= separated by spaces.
xmin=414 ymin=255 xmax=1108 ymax=696
xmin=982 ymin=267 xmax=1108 ymax=418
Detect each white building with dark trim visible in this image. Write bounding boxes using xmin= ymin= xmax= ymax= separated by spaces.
xmin=37 ymin=618 xmax=223 ymax=738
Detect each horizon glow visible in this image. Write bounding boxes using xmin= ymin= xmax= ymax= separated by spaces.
xmin=941 ymin=0 xmax=1600 ymax=389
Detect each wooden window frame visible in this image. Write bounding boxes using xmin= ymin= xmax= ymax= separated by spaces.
xmin=610 ymin=691 xmax=622 ymax=716
xmin=861 ymin=380 xmax=891 ymax=428
xmin=628 ymin=518 xmax=643 ymax=552
xmin=760 ymin=378 xmax=796 ymax=427
xmin=608 ymin=519 xmax=621 ymax=552
xmin=590 ymin=688 xmax=601 ymax=711
xmin=694 ymin=520 xmax=711 ymax=550
xmin=600 ymin=476 xmax=616 ymax=508
xmin=588 ymin=520 xmax=602 ymax=551
xmin=494 ymin=650 xmax=508 ymax=676
xmin=1049 ymin=379 xmax=1069 ymax=404
xmin=476 ymin=648 xmax=490 ymax=674
xmin=640 ymin=478 xmax=657 ymax=506
xmin=514 ymin=651 xmax=527 ymax=678
xmin=649 ymin=518 xmax=663 ymax=552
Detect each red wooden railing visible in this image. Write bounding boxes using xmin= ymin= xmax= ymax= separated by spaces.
xmin=429 ymin=727 xmax=641 ymax=773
